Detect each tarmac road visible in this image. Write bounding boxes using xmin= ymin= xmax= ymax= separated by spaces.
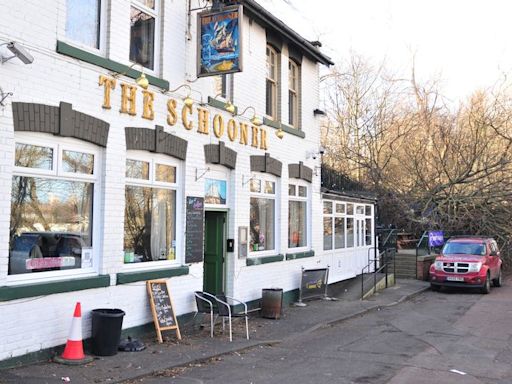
xmin=124 ymin=280 xmax=512 ymax=384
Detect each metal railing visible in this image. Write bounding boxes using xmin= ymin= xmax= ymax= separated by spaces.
xmin=377 ymin=228 xmax=398 ymax=252
xmin=361 ymin=248 xmax=396 ymax=300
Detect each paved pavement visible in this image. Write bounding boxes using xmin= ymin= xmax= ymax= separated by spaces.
xmin=0 ymin=278 xmax=429 ymax=384
xmin=129 ymin=277 xmax=512 ymax=384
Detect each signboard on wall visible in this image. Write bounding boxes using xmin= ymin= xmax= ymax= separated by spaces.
xmin=185 ymin=196 xmax=204 ymax=263
xmin=197 ymin=5 xmax=243 ymax=77
xmin=428 ymin=231 xmax=444 ymax=248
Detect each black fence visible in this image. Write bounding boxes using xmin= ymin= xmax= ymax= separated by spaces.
xmin=321 ymin=165 xmax=375 ymax=198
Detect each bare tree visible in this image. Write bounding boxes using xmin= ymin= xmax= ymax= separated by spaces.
xmin=322 ymin=54 xmax=512 ymax=265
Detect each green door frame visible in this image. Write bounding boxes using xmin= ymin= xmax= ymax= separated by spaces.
xmin=203 ymin=210 xmax=227 ymax=295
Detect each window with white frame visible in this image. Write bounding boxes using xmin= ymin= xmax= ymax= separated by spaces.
xmin=65 ymin=0 xmax=103 ymax=50
xmin=9 ymin=135 xmax=99 ymax=276
xmin=346 ymin=203 xmax=354 ymax=247
xmin=249 ymin=177 xmax=276 ymax=253
xmin=323 ymin=201 xmax=346 ymax=250
xmin=288 ymin=183 xmax=307 ymax=248
xmin=124 ymin=155 xmax=178 ymax=264
xmin=323 ymin=200 xmax=373 ymax=250
xmin=130 ymin=0 xmax=158 ymax=70
xmin=266 ymin=45 xmax=278 ymax=120
xmin=288 ymin=60 xmax=300 ymax=128
xmin=365 ymin=205 xmax=373 ymax=246
xmin=323 ymin=201 xmax=333 ymax=250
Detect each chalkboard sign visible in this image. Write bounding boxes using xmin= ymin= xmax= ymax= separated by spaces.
xmin=185 ymin=196 xmax=204 ymax=264
xmin=299 ymin=267 xmax=329 ymax=301
xmin=146 ymin=280 xmax=181 ymax=343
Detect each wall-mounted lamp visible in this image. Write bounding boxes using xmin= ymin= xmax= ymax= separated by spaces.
xmin=275 ymin=128 xmax=284 ymax=139
xmin=225 ymin=100 xmax=236 ymax=114
xmin=306 ymin=146 xmax=325 ymax=160
xmin=110 ymin=62 xmax=149 ymax=89
xmin=313 ymin=108 xmax=326 ymax=116
xmin=237 ymin=106 xmax=262 ymax=126
xmin=166 ymin=84 xmax=195 ymax=107
xmin=0 ymin=87 xmax=13 ymax=106
xmin=1 ymin=41 xmax=34 ymax=64
xmin=213 ymin=93 xmax=236 ymax=115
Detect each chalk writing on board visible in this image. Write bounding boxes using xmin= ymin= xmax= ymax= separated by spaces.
xmin=185 ymin=196 xmax=204 ymax=263
xmin=150 ymin=282 xmax=175 ymax=327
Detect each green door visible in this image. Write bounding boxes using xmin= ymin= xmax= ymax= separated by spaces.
xmin=203 ymin=211 xmax=225 ymax=294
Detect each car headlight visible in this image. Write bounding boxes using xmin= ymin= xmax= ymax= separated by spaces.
xmin=434 ymin=261 xmax=443 ymax=271
xmin=468 ymin=262 xmax=482 ymax=272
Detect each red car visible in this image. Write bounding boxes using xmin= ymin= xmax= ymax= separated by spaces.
xmin=429 ymin=236 xmax=502 ymax=293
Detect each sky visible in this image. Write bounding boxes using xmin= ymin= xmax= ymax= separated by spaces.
xmin=256 ymin=0 xmax=512 ymax=102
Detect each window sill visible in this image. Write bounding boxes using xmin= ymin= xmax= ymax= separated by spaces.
xmin=0 ymin=275 xmax=110 ymax=302
xmin=286 ymin=250 xmax=315 ymax=260
xmin=56 ymin=41 xmax=170 ymax=90
xmin=262 ymin=117 xmax=305 ymax=138
xmin=207 ymin=97 xmax=238 ymax=115
xmin=246 ymin=254 xmax=284 ymax=266
xmin=116 ymin=265 xmax=189 ymax=284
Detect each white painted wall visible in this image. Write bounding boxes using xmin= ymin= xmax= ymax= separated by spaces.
xmin=0 ymin=0 xmax=362 ymax=362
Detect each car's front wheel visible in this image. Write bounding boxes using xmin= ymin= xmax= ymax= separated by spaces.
xmin=493 ymin=268 xmax=502 ymax=287
xmin=482 ymin=272 xmax=491 ymax=294
xmin=430 ymin=284 xmax=440 ymax=292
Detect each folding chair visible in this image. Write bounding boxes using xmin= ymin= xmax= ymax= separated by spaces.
xmin=215 ymin=294 xmax=249 ymax=342
xmin=194 ymin=291 xmax=218 ymax=338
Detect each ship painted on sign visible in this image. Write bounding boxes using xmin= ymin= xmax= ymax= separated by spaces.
xmin=211 ymin=22 xmax=236 ymax=53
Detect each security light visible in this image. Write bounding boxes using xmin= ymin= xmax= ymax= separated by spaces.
xmin=1 ymin=42 xmax=34 ymax=64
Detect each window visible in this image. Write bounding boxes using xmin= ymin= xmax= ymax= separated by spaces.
xmin=215 ymin=74 xmax=234 ymax=102
xmin=323 ymin=200 xmax=373 ymax=250
xmin=250 ymin=177 xmax=276 ymax=253
xmin=288 ymin=183 xmax=307 ymax=248
xmin=130 ymin=0 xmax=158 ymax=70
xmin=323 ymin=217 xmax=333 ymax=250
xmin=288 ymin=60 xmax=300 ymax=127
xmin=323 ymin=201 xmax=347 ymax=250
xmin=65 ymin=0 xmax=102 ymax=49
xmin=9 ymin=138 xmax=99 ymax=276
xmin=124 ymin=156 xmax=178 ymax=264
xmin=266 ymin=45 xmax=278 ymax=120
xmin=365 ymin=205 xmax=373 ymax=246
xmin=346 ymin=218 xmax=354 ymax=247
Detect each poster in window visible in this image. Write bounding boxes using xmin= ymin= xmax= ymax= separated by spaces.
xmin=197 ymin=5 xmax=243 ymax=77
xmin=204 ymin=178 xmax=227 ymax=205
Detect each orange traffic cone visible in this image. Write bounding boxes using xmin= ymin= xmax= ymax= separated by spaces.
xmin=54 ymin=302 xmax=93 ymax=365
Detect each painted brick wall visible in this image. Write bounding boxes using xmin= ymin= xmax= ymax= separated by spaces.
xmin=0 ymin=0 xmax=344 ymax=362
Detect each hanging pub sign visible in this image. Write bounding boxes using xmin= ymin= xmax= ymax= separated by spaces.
xmin=197 ymin=5 xmax=243 ymax=77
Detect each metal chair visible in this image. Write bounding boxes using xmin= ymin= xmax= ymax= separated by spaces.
xmin=215 ymin=294 xmax=249 ymax=342
xmin=193 ymin=291 xmax=218 ymax=338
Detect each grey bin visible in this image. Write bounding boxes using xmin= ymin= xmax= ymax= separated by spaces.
xmin=261 ymin=288 xmax=283 ymax=319
xmin=91 ymin=308 xmax=125 ymax=356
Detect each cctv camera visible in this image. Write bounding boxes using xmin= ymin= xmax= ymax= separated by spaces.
xmin=312 ymin=154 xmax=317 ymax=160
xmin=319 ymin=146 xmax=325 ymax=155
xmin=7 ymin=42 xmax=34 ymax=64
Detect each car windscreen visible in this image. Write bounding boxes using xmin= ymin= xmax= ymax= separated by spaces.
xmin=442 ymin=242 xmax=486 ymax=256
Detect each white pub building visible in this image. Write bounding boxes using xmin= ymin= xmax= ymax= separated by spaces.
xmin=0 ymin=0 xmax=375 ymax=364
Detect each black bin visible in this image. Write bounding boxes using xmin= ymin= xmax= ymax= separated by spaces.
xmin=261 ymin=288 xmax=283 ymax=319
xmin=91 ymin=308 xmax=125 ymax=356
